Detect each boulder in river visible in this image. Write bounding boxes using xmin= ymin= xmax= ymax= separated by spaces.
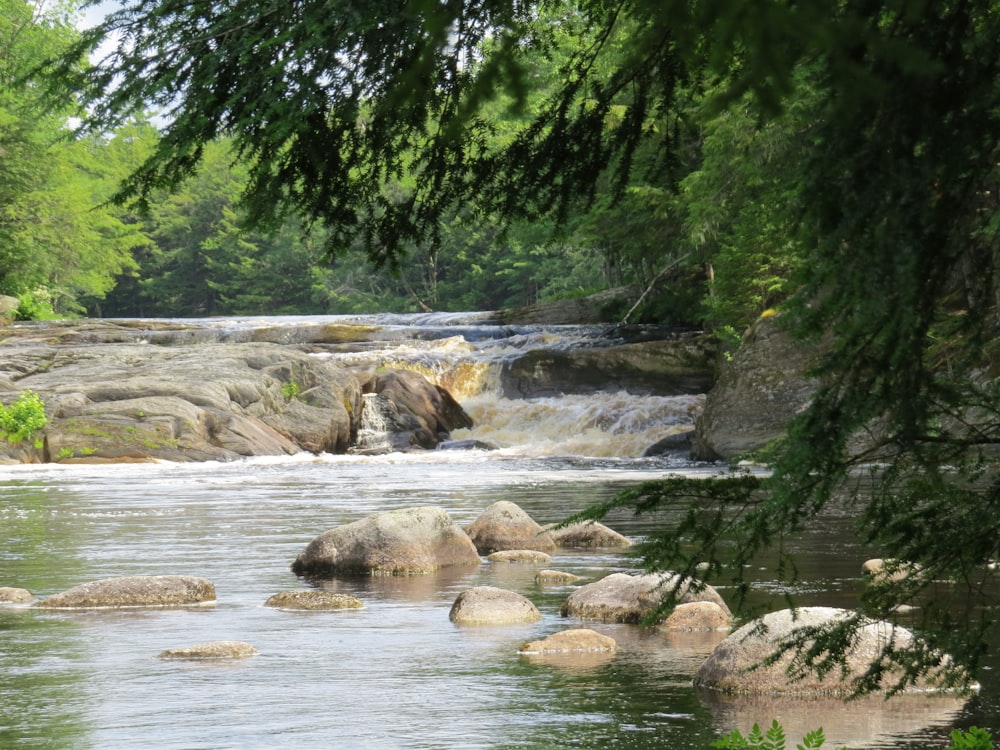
xmin=359 ymin=368 xmax=474 ymax=451
xmin=34 ymin=575 xmax=216 ymax=609
xmin=291 ymin=506 xmax=481 ymax=577
xmin=545 ymin=520 xmax=632 ymax=549
xmin=487 ymin=550 xmax=553 ymax=565
xmin=264 ymin=590 xmax=364 ymax=610
xmin=694 ymin=607 xmax=970 ymax=695
xmin=0 ymin=586 xmax=35 ymax=604
xmin=466 ymin=500 xmax=556 ymax=555
xmin=158 ymin=641 xmax=259 ymax=660
xmin=561 ymin=571 xmax=731 ymax=624
xmin=449 ymin=586 xmax=542 ymax=625
xmin=660 ymin=601 xmax=732 ymax=631
xmin=519 ymin=628 xmax=617 ymax=654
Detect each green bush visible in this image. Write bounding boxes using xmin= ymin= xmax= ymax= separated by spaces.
xmin=0 ymin=390 xmax=48 ymax=443
xmin=712 ymin=722 xmax=993 ymax=750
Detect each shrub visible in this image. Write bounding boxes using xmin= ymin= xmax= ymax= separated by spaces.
xmin=712 ymin=722 xmax=993 ymax=750
xmin=0 ymin=390 xmax=48 ymax=444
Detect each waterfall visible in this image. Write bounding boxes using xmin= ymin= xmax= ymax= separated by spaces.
xmin=352 ymin=393 xmax=393 ymax=454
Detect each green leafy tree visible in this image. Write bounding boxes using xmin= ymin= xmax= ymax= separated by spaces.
xmin=45 ymin=0 xmax=1000 ymax=689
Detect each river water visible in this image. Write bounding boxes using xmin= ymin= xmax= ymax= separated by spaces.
xmin=0 ymin=314 xmax=997 ymax=749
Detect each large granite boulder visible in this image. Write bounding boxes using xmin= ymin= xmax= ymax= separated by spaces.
xmin=358 ymin=368 xmax=473 ymax=451
xmin=466 ymin=501 xmax=556 ymax=554
xmin=694 ymin=607 xmax=965 ymax=695
xmin=291 ymin=506 xmax=482 ymax=577
xmin=691 ymin=315 xmax=818 ymax=461
xmin=519 ymin=628 xmax=617 ymax=655
xmin=448 ymin=586 xmax=541 ymax=625
xmin=34 ymin=575 xmax=216 ymax=609
xmin=0 ymin=340 xmax=363 ymax=463
xmin=561 ymin=571 xmax=731 ymax=624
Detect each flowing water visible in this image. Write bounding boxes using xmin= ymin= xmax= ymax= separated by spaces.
xmin=0 ymin=314 xmax=997 ymax=749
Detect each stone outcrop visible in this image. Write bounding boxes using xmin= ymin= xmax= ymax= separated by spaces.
xmin=158 ymin=641 xmax=259 ymax=660
xmin=691 ymin=315 xmax=818 ymax=461
xmin=35 ymin=575 xmax=216 ymax=609
xmin=448 ymin=586 xmax=541 ymax=625
xmin=694 ymin=607 xmax=966 ymax=695
xmin=264 ymin=590 xmax=364 ymax=610
xmin=0 ymin=340 xmax=362 ymax=463
xmin=500 ymin=333 xmax=716 ymax=398
xmin=545 ymin=521 xmax=632 ymax=549
xmin=466 ymin=500 xmax=556 ymax=554
xmin=561 ymin=571 xmax=731 ymax=624
xmin=519 ymin=628 xmax=617 ymax=654
xmin=291 ymin=506 xmax=482 ymax=577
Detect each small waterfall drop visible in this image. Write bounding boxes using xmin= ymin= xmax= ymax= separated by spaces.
xmin=353 ymin=393 xmax=393 ymax=454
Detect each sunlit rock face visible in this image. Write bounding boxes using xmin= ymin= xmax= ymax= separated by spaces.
xmin=561 ymin=572 xmax=731 ymax=624
xmin=34 ymin=575 xmax=216 ymax=609
xmin=466 ymin=500 xmax=556 ymax=555
xmin=695 ymin=606 xmax=972 ymax=695
xmin=449 ymin=586 xmax=541 ymax=625
xmin=291 ymin=506 xmax=481 ymax=577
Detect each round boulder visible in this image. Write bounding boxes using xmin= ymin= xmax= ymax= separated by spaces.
xmin=158 ymin=641 xmax=258 ymax=660
xmin=694 ymin=607 xmax=962 ymax=695
xmin=0 ymin=586 xmax=35 ymax=604
xmin=291 ymin=506 xmax=481 ymax=577
xmin=466 ymin=501 xmax=556 ymax=554
xmin=545 ymin=521 xmax=632 ymax=549
xmin=519 ymin=628 xmax=617 ymax=655
xmin=34 ymin=575 xmax=216 ymax=609
xmin=561 ymin=571 xmax=730 ymax=624
xmin=449 ymin=586 xmax=542 ymax=625
xmin=264 ymin=590 xmax=363 ymax=610
xmin=661 ymin=601 xmax=732 ymax=631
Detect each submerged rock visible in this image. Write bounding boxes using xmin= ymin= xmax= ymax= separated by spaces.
xmin=0 ymin=586 xmax=35 ymax=604
xmin=519 ymin=628 xmax=617 ymax=654
xmin=466 ymin=501 xmax=556 ymax=554
xmin=535 ymin=570 xmax=585 ymax=585
xmin=291 ymin=506 xmax=481 ymax=577
xmin=487 ymin=550 xmax=553 ymax=565
xmin=264 ymin=590 xmax=364 ymax=610
xmin=158 ymin=641 xmax=258 ymax=660
xmin=561 ymin=571 xmax=730 ymax=624
xmin=449 ymin=586 xmax=541 ymax=625
xmin=35 ymin=575 xmax=216 ymax=609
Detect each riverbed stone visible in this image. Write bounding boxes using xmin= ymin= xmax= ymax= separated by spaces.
xmin=545 ymin=520 xmax=632 ymax=549
xmin=519 ymin=628 xmax=617 ymax=654
xmin=449 ymin=585 xmax=542 ymax=625
xmin=466 ymin=501 xmax=556 ymax=554
xmin=488 ymin=550 xmax=553 ymax=564
xmin=0 ymin=586 xmax=34 ymax=604
xmin=34 ymin=575 xmax=216 ymax=609
xmin=694 ymin=607 xmax=964 ymax=695
xmin=264 ymin=590 xmax=364 ymax=610
xmin=158 ymin=641 xmax=259 ymax=660
xmin=561 ymin=571 xmax=731 ymax=624
xmin=291 ymin=506 xmax=481 ymax=577
xmin=536 ymin=570 xmax=585 ymax=584
xmin=661 ymin=601 xmax=732 ymax=631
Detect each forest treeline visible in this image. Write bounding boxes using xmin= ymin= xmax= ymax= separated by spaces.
xmin=3 ymin=0 xmax=793 ymax=339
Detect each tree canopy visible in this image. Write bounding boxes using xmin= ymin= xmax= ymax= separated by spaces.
xmin=40 ymin=0 xmax=1000 ymax=691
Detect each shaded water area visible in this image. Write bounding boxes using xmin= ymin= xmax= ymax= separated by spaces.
xmin=1 ymin=314 xmax=998 ymax=748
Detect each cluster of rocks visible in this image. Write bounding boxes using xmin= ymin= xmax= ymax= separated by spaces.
xmin=3 ymin=500 xmax=975 ymax=698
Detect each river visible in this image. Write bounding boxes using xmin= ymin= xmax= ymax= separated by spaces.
xmin=0 ymin=314 xmax=997 ymax=749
